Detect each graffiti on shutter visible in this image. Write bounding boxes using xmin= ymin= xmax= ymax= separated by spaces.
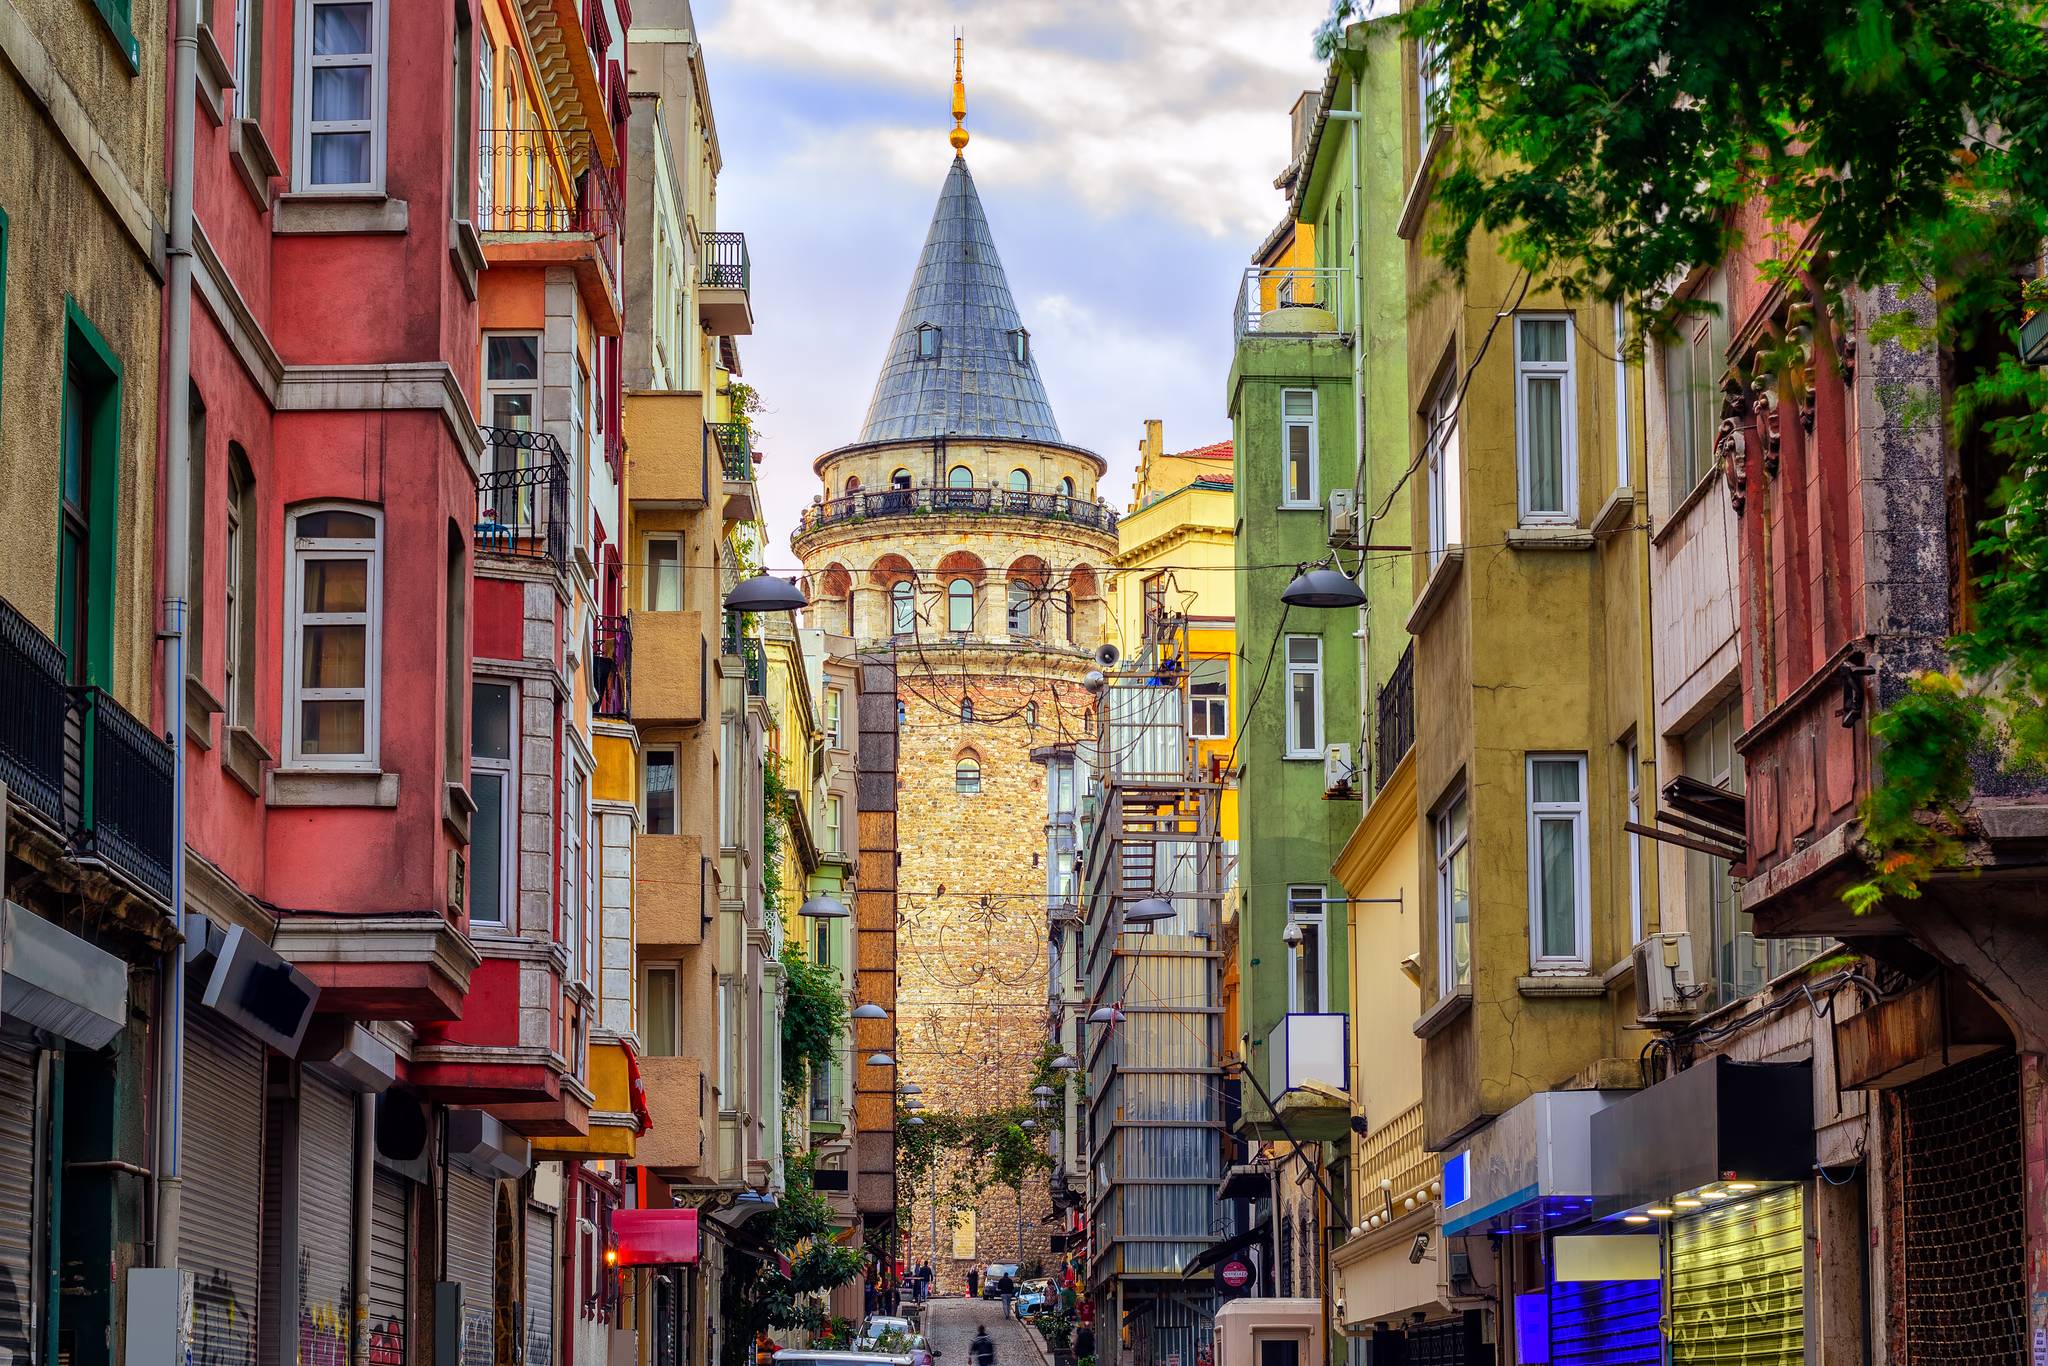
xmin=367 ymin=1169 xmax=409 ymax=1366
xmin=444 ymin=1167 xmax=496 ymax=1366
xmin=1668 ymin=1186 xmax=1803 ymax=1365
xmin=298 ymin=1077 xmax=358 ymax=1363
xmin=0 ymin=1038 xmax=41 ymax=1360
xmin=187 ymin=1009 xmax=266 ymax=1366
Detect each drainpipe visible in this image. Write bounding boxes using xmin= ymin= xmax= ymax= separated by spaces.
xmin=352 ymin=1090 xmax=374 ymax=1366
xmin=1326 ymin=100 xmax=1368 ymax=804
xmin=155 ymin=0 xmax=200 ymax=1270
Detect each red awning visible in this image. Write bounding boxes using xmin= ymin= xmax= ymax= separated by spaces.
xmin=614 ymin=1208 xmax=699 ymax=1266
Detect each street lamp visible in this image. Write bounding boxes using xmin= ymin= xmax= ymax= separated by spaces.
xmin=867 ymin=1052 xmax=896 ymax=1067
xmin=724 ymin=574 xmax=808 ymax=613
xmin=798 ymin=893 xmax=849 ymax=919
xmin=1122 ymin=897 xmax=1175 ymax=926
xmin=1088 ymin=1005 xmax=1125 ymax=1025
xmin=852 ymin=1003 xmax=889 ymax=1020
xmin=1051 ymin=1054 xmax=1079 ymax=1072
xmin=898 ymin=1083 xmax=922 ymax=1095
xmin=1279 ymin=564 xmax=1365 ymax=610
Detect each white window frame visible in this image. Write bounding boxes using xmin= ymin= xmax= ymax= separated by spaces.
xmin=293 ymin=0 xmax=389 ymax=193
xmin=1525 ymin=753 xmax=1592 ymax=972
xmin=1435 ymin=790 xmax=1470 ymax=995
xmin=825 ymin=794 xmax=843 ymax=854
xmin=825 ymin=686 xmax=845 ymax=750
xmin=224 ymin=463 xmax=247 ymax=726
xmin=483 ymin=330 xmax=542 ymax=433
xmin=955 ymin=757 xmax=981 ymax=795
xmin=642 ymin=964 xmax=680 ymax=1057
xmin=476 ymin=27 xmax=493 ymax=220
xmin=232 ymin=0 xmax=255 ymax=119
xmin=1425 ymin=372 xmax=1461 ymax=565
xmin=469 ymin=679 xmax=518 ymax=926
xmin=644 ymin=746 xmax=678 ymax=836
xmin=644 ymin=534 xmax=682 ymax=611
xmin=1612 ymin=300 xmax=1631 ymax=490
xmin=1188 ymin=659 xmax=1228 ymax=740
xmin=715 ymin=974 xmax=735 ymax=1105
xmin=1285 ymin=886 xmax=1327 ymax=1013
xmin=1280 ymin=389 xmax=1318 ymax=508
xmin=1283 ymin=635 xmax=1324 ymax=759
xmin=947 ymin=578 xmax=974 ymax=634
xmin=283 ymin=503 xmax=382 ymax=769
xmin=570 ymin=356 xmax=589 ymax=551
xmin=1514 ymin=313 xmax=1578 ymax=525
xmin=562 ymin=760 xmax=588 ymax=983
xmin=1417 ymin=37 xmax=1446 ymax=148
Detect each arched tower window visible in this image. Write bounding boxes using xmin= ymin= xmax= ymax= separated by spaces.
xmin=960 ymin=696 xmax=974 ymax=722
xmin=948 ymin=465 xmax=974 ymax=490
xmin=1059 ymin=476 xmax=1076 ymax=498
xmin=891 ymin=468 xmax=912 ymax=489
xmin=1008 ymin=581 xmax=1035 ymax=638
xmin=890 ymin=581 xmax=915 ymax=635
xmin=845 ymin=475 xmax=861 ymax=495
xmin=915 ymin=323 xmax=942 ymax=361
xmin=1025 ymin=702 xmax=1038 ymax=728
xmin=955 ymin=757 xmax=982 ymax=794
xmin=947 ymin=578 xmax=974 ymax=633
xmin=1009 ymin=468 xmax=1030 ymax=492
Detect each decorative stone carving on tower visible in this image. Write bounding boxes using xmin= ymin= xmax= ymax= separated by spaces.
xmin=792 ymin=68 xmax=1114 ymax=1287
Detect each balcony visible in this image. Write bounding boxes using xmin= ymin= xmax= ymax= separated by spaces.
xmin=741 ymin=637 xmax=765 ymax=698
xmin=531 ymin=1037 xmax=643 ymax=1160
xmin=478 ymin=127 xmax=622 ymax=331
xmin=627 ymin=611 xmax=706 ymax=725
xmin=1353 ymin=1100 xmax=1439 ymax=1218
xmin=699 ymin=231 xmax=754 ymax=336
xmin=794 ymin=486 xmax=1119 ymax=540
xmin=1266 ymin=1012 xmax=1350 ymax=1140
xmin=622 ymin=391 xmax=709 ymax=508
xmin=711 ymin=421 xmax=757 ymax=523
xmin=1232 ymin=266 xmax=1351 ymax=341
xmin=593 ymin=614 xmax=631 ymax=719
xmin=636 ymin=832 xmax=707 ymax=949
xmin=636 ymin=1054 xmax=706 ymax=1172
xmin=0 ymin=598 xmax=174 ymax=906
xmin=476 ymin=426 xmax=571 ymax=572
xmin=1375 ymin=643 xmax=1414 ymax=792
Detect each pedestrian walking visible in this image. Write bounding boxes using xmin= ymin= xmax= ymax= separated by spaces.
xmin=1075 ymin=1324 xmax=1096 ymax=1362
xmin=996 ymin=1269 xmax=1016 ymax=1320
xmin=971 ymin=1325 xmax=996 ymax=1366
xmin=967 ymin=1268 xmax=981 ymax=1299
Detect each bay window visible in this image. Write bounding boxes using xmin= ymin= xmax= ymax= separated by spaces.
xmin=1515 ymin=315 xmax=1577 ymax=523
xmin=1435 ymin=790 xmax=1470 ymax=994
xmin=295 ymin=0 xmax=386 ymax=192
xmin=469 ymin=680 xmax=516 ymax=925
xmin=284 ymin=504 xmax=381 ymax=767
xmin=1526 ymin=754 xmax=1590 ymax=971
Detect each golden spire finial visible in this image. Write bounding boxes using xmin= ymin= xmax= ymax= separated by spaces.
xmin=949 ymin=32 xmax=969 ymax=154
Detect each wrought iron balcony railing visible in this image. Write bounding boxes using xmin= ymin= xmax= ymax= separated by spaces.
xmin=477 ymin=128 xmax=621 ymax=292
xmin=1232 ymin=265 xmax=1351 ymax=339
xmin=476 ymin=426 xmax=571 ymax=572
xmin=0 ymin=596 xmax=69 ymax=831
xmin=0 ymin=597 xmax=175 ymax=903
xmin=1375 ymin=643 xmax=1414 ymax=792
xmin=741 ymin=638 xmax=766 ymax=697
xmin=593 ymin=614 xmax=631 ymax=719
xmin=708 ymin=422 xmax=751 ymax=480
xmin=702 ymin=231 xmax=750 ymax=292
xmin=796 ymin=487 xmax=1118 ymax=537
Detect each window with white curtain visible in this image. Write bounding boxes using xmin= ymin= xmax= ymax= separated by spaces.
xmin=1284 ymin=636 xmax=1323 ymax=758
xmin=644 ymin=536 xmax=682 ymax=611
xmin=1526 ymin=754 xmax=1590 ymax=971
xmin=469 ymin=680 xmax=515 ymax=925
xmin=1425 ymin=372 xmax=1462 ymax=565
xmin=285 ymin=505 xmax=381 ymax=767
xmin=1435 ymin=791 xmax=1470 ymax=994
xmin=1515 ymin=315 xmax=1576 ymax=523
xmin=642 ymin=965 xmax=678 ymax=1056
xmin=296 ymin=0 xmax=386 ymax=191
xmin=1281 ymin=389 xmax=1318 ymax=507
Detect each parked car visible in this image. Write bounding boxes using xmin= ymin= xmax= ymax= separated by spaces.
xmin=777 ymin=1354 xmax=913 ymax=1366
xmin=855 ymin=1317 xmax=914 ymax=1351
xmin=979 ymin=1264 xmax=1020 ymax=1299
xmin=1014 ymin=1280 xmax=1052 ymax=1318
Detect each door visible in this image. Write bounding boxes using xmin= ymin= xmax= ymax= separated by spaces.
xmin=0 ymin=1036 xmax=41 ymax=1360
xmin=366 ymin=1169 xmax=409 ymax=1366
xmin=526 ymin=1202 xmax=557 ymax=1366
xmin=444 ymin=1166 xmax=496 ymax=1366
xmin=187 ymin=1008 xmax=266 ymax=1366
xmin=1668 ymin=1186 xmax=1803 ymax=1364
xmin=298 ymin=1075 xmax=358 ymax=1357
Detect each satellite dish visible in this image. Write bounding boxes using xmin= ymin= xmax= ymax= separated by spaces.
xmin=1095 ymin=642 xmax=1121 ymax=668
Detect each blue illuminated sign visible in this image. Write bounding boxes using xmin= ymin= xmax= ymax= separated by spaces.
xmin=1443 ymin=1150 xmax=1470 ymax=1208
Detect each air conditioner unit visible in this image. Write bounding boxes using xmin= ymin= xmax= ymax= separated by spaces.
xmin=1323 ymin=743 xmax=1354 ymax=796
xmin=1632 ymin=931 xmax=1700 ymax=1023
xmin=1328 ymin=489 xmax=1360 ymax=547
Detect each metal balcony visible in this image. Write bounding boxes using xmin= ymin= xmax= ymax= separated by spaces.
xmin=478 ymin=128 xmax=621 ymax=295
xmin=593 ymin=613 xmax=631 ymax=719
xmin=1375 ymin=643 xmax=1415 ymax=791
xmin=741 ymin=638 xmax=765 ymax=698
xmin=0 ymin=597 xmax=174 ymax=904
xmin=700 ymin=232 xmax=754 ymax=336
xmin=795 ymin=487 xmax=1118 ymax=538
xmin=476 ymin=426 xmax=571 ymax=571
xmin=708 ymin=422 xmax=751 ymax=480
xmin=1233 ymin=266 xmax=1350 ymax=340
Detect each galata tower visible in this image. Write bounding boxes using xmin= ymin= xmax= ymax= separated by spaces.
xmin=790 ymin=68 xmax=1116 ymax=1284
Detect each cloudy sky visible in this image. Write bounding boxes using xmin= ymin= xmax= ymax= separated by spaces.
xmin=689 ymin=0 xmax=1334 ymax=565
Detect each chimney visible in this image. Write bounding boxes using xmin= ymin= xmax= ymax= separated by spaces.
xmin=1290 ymin=90 xmax=1323 ymax=168
xmin=1142 ymin=419 xmax=1163 ymax=466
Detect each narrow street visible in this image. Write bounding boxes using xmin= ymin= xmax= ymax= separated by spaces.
xmin=921 ymin=1296 xmax=1038 ymax=1366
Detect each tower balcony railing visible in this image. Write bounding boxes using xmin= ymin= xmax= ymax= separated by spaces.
xmin=796 ymin=486 xmax=1118 ymax=537
xmin=476 ymin=426 xmax=571 ymax=572
xmin=477 ymin=128 xmax=621 ymax=293
xmin=0 ymin=597 xmax=174 ymax=905
xmin=1233 ymin=266 xmax=1351 ymax=340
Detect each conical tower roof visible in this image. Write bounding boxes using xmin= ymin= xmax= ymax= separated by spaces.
xmin=857 ymin=155 xmax=1063 ymax=445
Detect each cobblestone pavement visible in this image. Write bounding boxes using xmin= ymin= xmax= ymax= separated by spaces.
xmin=921 ymin=1294 xmax=1036 ymax=1366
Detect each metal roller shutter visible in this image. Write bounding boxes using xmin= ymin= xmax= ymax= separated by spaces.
xmin=444 ymin=1166 xmax=496 ymax=1366
xmin=1550 ymin=1278 xmax=1660 ymax=1365
xmin=0 ymin=1037 xmax=41 ymax=1358
xmin=187 ymin=1008 xmax=266 ymax=1366
xmin=1669 ymin=1185 xmax=1804 ymax=1365
xmin=298 ymin=1076 xmax=358 ymax=1352
xmin=367 ymin=1169 xmax=409 ymax=1366
xmin=526 ymin=1203 xmax=556 ymax=1366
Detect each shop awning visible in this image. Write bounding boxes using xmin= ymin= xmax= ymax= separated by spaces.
xmin=614 ymin=1208 xmax=700 ymax=1266
xmin=2 ymin=900 xmax=127 ymax=1049
xmin=1440 ymin=1090 xmax=1628 ymax=1237
xmin=1593 ymin=1056 xmax=1813 ymax=1210
xmin=1181 ymin=1221 xmax=1268 ymax=1280
xmin=1217 ymin=1162 xmax=1272 ymax=1202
